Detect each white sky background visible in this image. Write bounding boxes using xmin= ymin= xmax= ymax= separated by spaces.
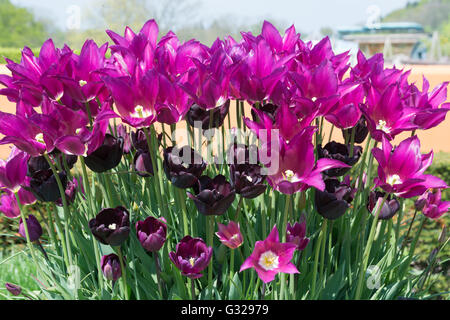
xmin=12 ymin=0 xmax=411 ymax=33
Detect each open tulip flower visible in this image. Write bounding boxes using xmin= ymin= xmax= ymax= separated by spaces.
xmin=315 ymin=178 xmax=355 ymax=220
xmin=240 ymin=225 xmax=298 ymax=283
xmin=415 ymin=189 xmax=450 ymax=220
xmin=89 ymin=206 xmax=130 ymax=246
xmin=216 ymin=221 xmax=243 ymax=249
xmin=163 ymin=146 xmax=206 ymax=189
xmin=187 ymin=175 xmax=236 ymax=216
xmin=169 ymin=236 xmax=212 ymax=279
xmin=373 ymin=135 xmax=447 ymax=198
xmin=267 ymin=127 xmax=350 ymax=194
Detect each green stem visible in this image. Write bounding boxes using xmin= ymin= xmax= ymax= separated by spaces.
xmin=355 ymin=193 xmax=389 ymax=299
xmin=207 ymin=215 xmax=214 ymax=298
xmin=234 ymin=196 xmax=244 ymax=221
xmin=117 ymin=246 xmax=128 ymax=300
xmin=311 ymin=218 xmax=327 ymax=299
xmin=280 ymin=194 xmax=291 ymax=300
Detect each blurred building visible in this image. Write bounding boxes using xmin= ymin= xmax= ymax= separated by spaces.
xmin=337 ymin=22 xmax=428 ymax=61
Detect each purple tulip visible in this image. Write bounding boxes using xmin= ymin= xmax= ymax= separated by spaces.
xmin=361 ymin=84 xmax=416 ymax=141
xmin=5 ymin=283 xmax=22 ymax=296
xmin=101 ymin=253 xmax=123 ymax=281
xmin=19 ymin=214 xmax=42 ymax=242
xmin=267 ymin=127 xmax=350 ymax=194
xmin=367 ymin=191 xmax=400 ymax=220
xmin=89 ymin=206 xmax=130 ymax=246
xmin=169 ymin=236 xmax=212 ymax=279
xmin=136 ymin=216 xmax=167 ymax=252
xmin=55 ymin=177 xmax=82 ymax=207
xmin=373 ymin=135 xmax=447 ymax=198
xmin=187 ymin=175 xmax=236 ymax=216
xmin=115 ymin=124 xmax=132 ymax=154
xmin=325 ymin=83 xmax=364 ymax=129
xmin=286 ymin=219 xmax=310 ymax=251
xmin=163 ymin=146 xmax=206 ymax=189
xmin=0 ymin=184 xmax=36 ymax=218
xmin=0 ymin=148 xmax=29 ymax=192
xmin=416 ymin=189 xmax=450 ymax=220
xmin=216 ymin=221 xmax=243 ymax=249
xmin=240 ymin=225 xmax=298 ymax=283
xmin=317 ymin=141 xmax=362 ymax=177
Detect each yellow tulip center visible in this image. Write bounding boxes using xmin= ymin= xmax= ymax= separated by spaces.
xmin=35 ymin=133 xmax=44 ymax=144
xmin=79 ymin=80 xmax=87 ymax=87
xmin=387 ymin=174 xmax=402 ymax=186
xmin=189 ymin=257 xmax=196 ymax=267
xmin=108 ymin=223 xmax=117 ymax=230
xmin=259 ymin=250 xmax=279 ymax=271
xmin=376 ymin=119 xmax=391 ymax=134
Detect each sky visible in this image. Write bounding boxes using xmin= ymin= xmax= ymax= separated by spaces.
xmin=12 ymin=0 xmax=412 ymax=33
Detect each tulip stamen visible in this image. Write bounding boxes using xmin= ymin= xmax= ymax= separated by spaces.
xmin=132 ymin=105 xmax=152 ymax=119
xmin=108 ymin=223 xmax=117 ymax=230
xmin=258 ymin=250 xmax=279 ymax=271
xmin=79 ymin=80 xmax=88 ymax=87
xmin=376 ymin=119 xmax=391 ymax=134
xmin=387 ymin=174 xmax=402 ymax=186
xmin=189 ymin=257 xmax=196 ymax=267
xmin=283 ymin=170 xmax=295 ymax=182
xmin=35 ymin=133 xmax=44 ymax=144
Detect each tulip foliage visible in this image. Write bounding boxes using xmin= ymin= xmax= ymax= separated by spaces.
xmin=0 ymin=20 xmax=449 ymax=301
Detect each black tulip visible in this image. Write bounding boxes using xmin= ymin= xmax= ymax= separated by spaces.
xmin=230 ymin=164 xmax=266 ymax=199
xmin=315 ymin=178 xmax=355 ymax=220
xmin=133 ymin=150 xmax=154 ymax=177
xmin=342 ymin=116 xmax=369 ymax=144
xmin=187 ymin=175 xmax=236 ymax=216
xmin=251 ymin=103 xmax=279 ymax=122
xmin=186 ymin=100 xmax=230 ymax=130
xmin=317 ymin=141 xmax=362 ymax=177
xmin=89 ymin=206 xmax=130 ymax=246
xmin=163 ymin=146 xmax=206 ymax=188
xmin=84 ymin=134 xmax=123 ymax=173
xmin=367 ymin=191 xmax=400 ymax=220
xmin=28 ymin=169 xmax=68 ymax=202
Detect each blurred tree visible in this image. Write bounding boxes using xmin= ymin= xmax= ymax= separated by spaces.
xmin=0 ymin=0 xmax=47 ymax=47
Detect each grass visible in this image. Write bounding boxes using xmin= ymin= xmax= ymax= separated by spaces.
xmin=0 ymin=247 xmax=39 ymax=300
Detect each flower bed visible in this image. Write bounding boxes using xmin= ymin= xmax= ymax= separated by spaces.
xmin=0 ymin=20 xmax=448 ymax=300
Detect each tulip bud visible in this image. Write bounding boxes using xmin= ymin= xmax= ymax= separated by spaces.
xmin=136 ymin=216 xmax=167 ymax=252
xmin=341 ymin=116 xmax=369 ymax=144
xmin=19 ymin=214 xmax=42 ymax=242
xmin=101 ymin=254 xmax=123 ymax=281
xmin=367 ymin=191 xmax=400 ymax=220
xmin=286 ymin=219 xmax=310 ymax=251
xmin=216 ymin=221 xmax=243 ymax=249
xmin=5 ymin=282 xmax=21 ymax=296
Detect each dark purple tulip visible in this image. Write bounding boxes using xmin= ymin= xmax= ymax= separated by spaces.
xmin=286 ymin=219 xmax=310 ymax=251
xmin=187 ymin=175 xmax=236 ymax=216
xmin=115 ymin=124 xmax=132 ymax=154
xmin=133 ymin=150 xmax=154 ymax=177
xmin=101 ymin=253 xmax=123 ymax=281
xmin=226 ymin=143 xmax=260 ymax=165
xmin=186 ymin=100 xmax=230 ymax=130
xmin=315 ymin=178 xmax=355 ymax=220
xmin=169 ymin=236 xmax=212 ymax=279
xmin=342 ymin=116 xmax=369 ymax=144
xmin=136 ymin=216 xmax=167 ymax=252
xmin=5 ymin=283 xmax=21 ymax=296
xmin=317 ymin=141 xmax=362 ymax=177
xmin=89 ymin=206 xmax=130 ymax=246
xmin=131 ymin=128 xmax=149 ymax=152
xmin=163 ymin=146 xmax=206 ymax=189
xmin=28 ymin=169 xmax=68 ymax=202
xmin=251 ymin=103 xmax=279 ymax=122
xmin=84 ymin=134 xmax=123 ymax=173
xmin=229 ymin=164 xmax=266 ymax=199
xmin=55 ymin=177 xmax=81 ymax=207
xmin=27 ymin=152 xmax=77 ymax=177
xmin=19 ymin=214 xmax=42 ymax=242
xmin=367 ymin=191 xmax=400 ymax=220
